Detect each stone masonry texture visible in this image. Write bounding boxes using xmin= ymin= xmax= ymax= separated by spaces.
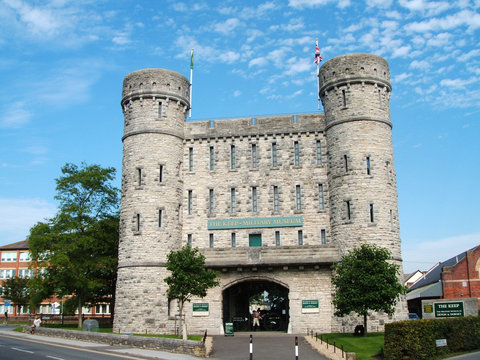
xmin=113 ymin=53 xmax=408 ymax=336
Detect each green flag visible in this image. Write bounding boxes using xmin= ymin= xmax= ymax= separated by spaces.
xmin=190 ymin=49 xmax=194 ymax=70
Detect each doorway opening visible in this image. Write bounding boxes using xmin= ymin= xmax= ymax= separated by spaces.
xmin=222 ymin=279 xmax=289 ymax=332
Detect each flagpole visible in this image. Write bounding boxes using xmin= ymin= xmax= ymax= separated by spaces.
xmin=316 ymin=38 xmax=320 ymax=110
xmin=189 ymin=49 xmax=193 ymax=118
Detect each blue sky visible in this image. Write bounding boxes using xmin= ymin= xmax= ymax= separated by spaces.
xmin=0 ymin=0 xmax=478 ymax=273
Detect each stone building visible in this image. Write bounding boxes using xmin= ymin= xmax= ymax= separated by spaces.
xmin=113 ymin=53 xmax=408 ymax=335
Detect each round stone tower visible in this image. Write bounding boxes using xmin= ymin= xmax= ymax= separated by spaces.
xmin=113 ymin=69 xmax=190 ymax=333
xmin=319 ymin=53 xmax=401 ymax=261
xmin=320 ymin=53 xmax=406 ymax=327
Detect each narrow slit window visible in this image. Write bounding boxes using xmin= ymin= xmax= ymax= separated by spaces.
xmin=137 ymin=168 xmax=142 ymax=186
xmin=272 ymin=142 xmax=277 ymax=167
xmin=209 ymin=146 xmax=215 ymax=171
xmin=273 ymin=186 xmax=279 ymax=213
xmin=209 ymin=189 xmax=214 ymax=215
xmin=370 ymin=203 xmax=374 ymax=223
xmin=296 ymin=185 xmax=302 ymax=211
xmin=366 ymin=156 xmax=371 ymax=175
xmin=159 ymin=165 xmax=164 ymax=183
xmin=275 ymin=231 xmax=280 ymax=246
xmin=321 ymin=229 xmax=326 ymax=244
xmin=252 ymin=186 xmax=258 ymax=213
xmin=231 ymin=233 xmax=236 ymax=248
xmin=252 ymin=144 xmax=257 ymax=168
xmin=316 ymin=140 xmax=322 ymax=165
xmin=188 ymin=190 xmax=193 ymax=215
xmin=342 ymin=89 xmax=346 ymax=107
xmin=231 ymin=188 xmax=236 ymax=213
xmin=346 ymin=200 xmax=351 ymax=220
xmin=318 ymin=184 xmax=325 ymax=210
xmin=344 ymin=155 xmax=348 ymax=172
xmin=158 ymin=209 xmax=162 ymax=228
xmin=231 ymin=145 xmax=236 ymax=170
xmin=298 ymin=230 xmax=303 ymax=245
xmin=187 ymin=234 xmax=192 ymax=247
xmin=188 ymin=147 xmax=193 ymax=172
xmin=209 ymin=233 xmax=214 ymax=248
xmin=294 ymin=141 xmax=300 ymax=166
xmin=158 ymin=102 xmax=162 ymax=118
xmin=136 ymin=213 xmax=141 ymax=232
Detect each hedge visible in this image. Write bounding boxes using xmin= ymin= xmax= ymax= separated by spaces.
xmin=384 ymin=316 xmax=480 ymax=360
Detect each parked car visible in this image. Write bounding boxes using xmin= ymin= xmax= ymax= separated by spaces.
xmin=408 ymin=313 xmax=420 ymax=320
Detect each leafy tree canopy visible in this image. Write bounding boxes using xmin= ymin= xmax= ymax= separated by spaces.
xmin=2 ymin=277 xmax=30 ymax=307
xmin=332 ymin=243 xmax=406 ymax=334
xmin=28 ymin=162 xmax=119 ymax=327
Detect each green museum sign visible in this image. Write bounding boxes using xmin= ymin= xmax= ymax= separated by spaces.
xmin=434 ymin=302 xmax=464 ymax=318
xmin=302 ymin=299 xmax=319 ymax=313
xmin=208 ymin=216 xmax=303 ymax=230
xmin=193 ymin=303 xmax=209 ymax=312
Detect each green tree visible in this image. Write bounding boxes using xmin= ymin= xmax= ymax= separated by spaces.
xmin=28 ymin=162 xmax=119 ymax=328
xmin=2 ymin=277 xmax=30 ymax=311
xmin=332 ymin=244 xmax=406 ymax=335
xmin=164 ymin=245 xmax=219 ymax=340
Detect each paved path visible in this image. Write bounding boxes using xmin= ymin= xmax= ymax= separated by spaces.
xmin=211 ymin=332 xmax=328 ymax=360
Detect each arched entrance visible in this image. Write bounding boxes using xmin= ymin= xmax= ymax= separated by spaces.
xmin=222 ymin=279 xmax=289 ymax=332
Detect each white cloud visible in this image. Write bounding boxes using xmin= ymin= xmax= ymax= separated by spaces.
xmin=249 ymin=57 xmax=269 ymax=68
xmin=402 ymin=232 xmax=480 ymax=273
xmin=214 ymin=18 xmax=241 ymax=34
xmin=0 ymin=198 xmax=56 ymax=245
xmin=288 ymin=0 xmax=350 ymax=9
xmin=404 ymin=10 xmax=480 ymax=33
xmin=391 ymin=45 xmax=411 ymax=58
xmin=458 ymin=49 xmax=480 ymax=62
xmin=0 ymin=101 xmax=33 ymax=129
xmin=440 ymin=76 xmax=478 ymax=89
xmin=219 ymin=51 xmax=241 ymax=64
xmin=367 ymin=0 xmax=393 ymax=8
xmin=393 ymin=72 xmax=411 ymax=83
xmin=410 ymin=59 xmax=431 ymax=70
xmin=399 ymin=0 xmax=452 ymax=17
xmin=233 ymin=90 xmax=242 ymax=97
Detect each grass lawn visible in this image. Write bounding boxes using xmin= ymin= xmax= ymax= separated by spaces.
xmin=319 ymin=332 xmax=384 ymax=360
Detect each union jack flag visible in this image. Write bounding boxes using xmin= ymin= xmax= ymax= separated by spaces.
xmin=314 ymin=40 xmax=322 ymax=65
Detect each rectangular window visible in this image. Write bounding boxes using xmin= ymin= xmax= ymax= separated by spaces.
xmin=1 ymin=252 xmax=17 ymax=262
xmin=136 ymin=213 xmax=141 ymax=232
xmin=137 ymin=168 xmax=142 ymax=186
xmin=318 ymin=184 xmax=325 ymax=210
xmin=275 ymin=231 xmax=280 ymax=246
xmin=370 ymin=203 xmax=374 ymax=223
xmin=231 ymin=145 xmax=236 ymax=170
xmin=321 ymin=229 xmax=326 ymax=244
xmin=158 ymin=209 xmax=163 ymax=228
xmin=342 ymin=89 xmax=347 ymax=107
xmin=294 ymin=141 xmax=300 ymax=166
xmin=19 ymin=252 xmax=31 ymax=262
xmin=209 ymin=234 xmax=214 ymax=248
xmin=189 ymin=147 xmax=193 ymax=171
xmin=316 ymin=140 xmax=322 ymax=165
xmin=366 ymin=156 xmax=371 ymax=175
xmin=158 ymin=102 xmax=162 ymax=118
xmin=209 ymin=146 xmax=215 ymax=171
xmin=0 ymin=269 xmax=15 ymax=279
xmin=344 ymin=155 xmax=348 ymax=172
xmin=231 ymin=233 xmax=236 ymax=248
xmin=296 ymin=185 xmax=302 ymax=211
xmin=251 ymin=144 xmax=257 ymax=168
xmin=272 ymin=142 xmax=277 ymax=167
xmin=188 ymin=234 xmax=192 ymax=248
xmin=273 ymin=186 xmax=279 ymax=213
xmin=252 ymin=186 xmax=258 ymax=213
xmin=18 ymin=269 xmax=34 ymax=278
xmin=231 ymin=188 xmax=236 ymax=213
xmin=209 ymin=189 xmax=214 ymax=215
xmin=346 ymin=200 xmax=351 ymax=220
xmin=188 ymin=190 xmax=193 ymax=215
xmin=159 ymin=165 xmax=164 ymax=183
xmin=298 ymin=230 xmax=303 ymax=245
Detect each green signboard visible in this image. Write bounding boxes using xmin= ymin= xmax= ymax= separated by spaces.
xmin=302 ymin=299 xmax=319 ymax=313
xmin=193 ymin=303 xmax=209 ymax=312
xmin=434 ymin=302 xmax=464 ymax=318
xmin=249 ymin=234 xmax=262 ymax=247
xmin=208 ymin=216 xmax=303 ymax=230
xmin=225 ymin=322 xmax=234 ymax=336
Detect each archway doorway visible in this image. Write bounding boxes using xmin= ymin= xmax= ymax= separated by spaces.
xmin=222 ymin=279 xmax=289 ymax=332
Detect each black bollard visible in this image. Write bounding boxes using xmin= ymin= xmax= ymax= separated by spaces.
xmin=250 ymin=334 xmax=253 ymax=360
xmin=295 ymin=336 xmax=299 ymax=360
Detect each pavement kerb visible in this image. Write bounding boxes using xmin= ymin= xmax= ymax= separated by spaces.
xmin=304 ymin=335 xmax=356 ymax=360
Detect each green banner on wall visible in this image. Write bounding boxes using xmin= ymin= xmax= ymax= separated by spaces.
xmin=208 ymin=216 xmax=303 ymax=230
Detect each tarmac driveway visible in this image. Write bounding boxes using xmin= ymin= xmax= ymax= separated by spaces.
xmin=211 ymin=332 xmax=328 ymax=360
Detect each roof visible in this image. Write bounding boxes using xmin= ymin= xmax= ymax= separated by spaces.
xmin=0 ymin=240 xmax=29 ymax=250
xmin=406 ymin=281 xmax=442 ymax=300
xmin=408 ymin=249 xmax=473 ymax=292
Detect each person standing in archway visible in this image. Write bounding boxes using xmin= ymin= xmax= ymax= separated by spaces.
xmin=252 ymin=309 xmax=260 ymax=331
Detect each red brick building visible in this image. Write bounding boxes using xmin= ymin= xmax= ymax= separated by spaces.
xmin=442 ymin=245 xmax=480 ymax=307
